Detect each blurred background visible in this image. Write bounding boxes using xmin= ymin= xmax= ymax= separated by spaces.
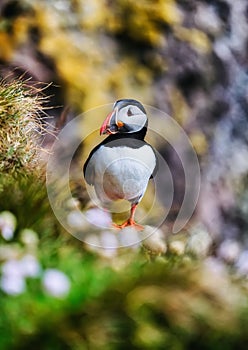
xmin=1 ymin=0 xmax=248 ymax=349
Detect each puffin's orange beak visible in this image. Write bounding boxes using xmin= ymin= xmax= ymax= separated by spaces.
xmin=100 ymin=110 xmax=117 ymax=135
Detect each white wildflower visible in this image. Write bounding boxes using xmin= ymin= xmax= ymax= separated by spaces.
xmin=98 ymin=231 xmax=118 ymax=258
xmin=0 ymin=211 xmax=16 ymax=240
xmin=0 ymin=254 xmax=41 ymax=296
xmin=143 ymin=227 xmax=167 ymax=255
xmin=218 ymin=239 xmax=241 ymax=263
xmin=85 ymin=208 xmax=112 ymax=228
xmin=169 ymin=240 xmax=185 ymax=255
xmin=2 ymin=259 xmax=22 ymax=277
xmin=43 ymin=269 xmax=71 ymax=298
xmin=118 ymin=227 xmax=140 ymax=248
xmin=186 ymin=225 xmax=212 ymax=257
xmin=19 ymin=255 xmax=41 ymax=278
xmin=236 ymin=251 xmax=248 ymax=276
xmin=2 ymin=255 xmax=41 ymax=278
xmin=67 ymin=210 xmax=89 ymax=230
xmin=100 ymin=231 xmax=118 ymax=249
xmin=0 ymin=274 xmax=26 ymax=296
xmin=85 ymin=233 xmax=101 ymax=249
xmin=1 ymin=259 xmax=26 ymax=295
xmin=20 ymin=229 xmax=39 ymax=247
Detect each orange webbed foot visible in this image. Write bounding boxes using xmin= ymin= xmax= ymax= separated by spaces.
xmin=112 ymin=219 xmax=144 ymax=231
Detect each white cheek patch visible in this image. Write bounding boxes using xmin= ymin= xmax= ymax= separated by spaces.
xmin=130 ymin=113 xmax=147 ymax=126
xmin=118 ymin=106 xmax=147 ymax=132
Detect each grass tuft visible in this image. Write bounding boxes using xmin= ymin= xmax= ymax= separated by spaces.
xmin=0 ymin=75 xmax=49 ymax=175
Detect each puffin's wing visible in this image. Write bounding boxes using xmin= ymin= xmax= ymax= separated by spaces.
xmin=83 ymin=136 xmax=116 ymax=185
xmin=148 ymin=144 xmax=159 ymax=179
xmin=83 ymin=144 xmax=101 ymax=185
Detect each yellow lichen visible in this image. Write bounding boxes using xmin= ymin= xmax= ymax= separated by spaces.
xmin=174 ymin=27 xmax=211 ymax=53
xmin=106 ymin=0 xmax=182 ymax=46
xmin=189 ymin=131 xmax=208 ymax=155
xmin=168 ymin=86 xmax=191 ymax=126
xmin=0 ymin=32 xmax=14 ymax=60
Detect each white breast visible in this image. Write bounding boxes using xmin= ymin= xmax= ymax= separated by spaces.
xmin=89 ymin=145 xmax=156 ymax=205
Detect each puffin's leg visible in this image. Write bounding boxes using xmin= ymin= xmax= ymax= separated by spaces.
xmin=128 ymin=203 xmax=138 ymax=225
xmin=113 ymin=203 xmax=144 ymax=230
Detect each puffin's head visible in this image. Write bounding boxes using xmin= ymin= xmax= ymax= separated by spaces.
xmin=100 ymin=99 xmax=147 ymax=135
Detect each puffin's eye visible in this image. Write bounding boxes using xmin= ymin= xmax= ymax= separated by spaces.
xmin=127 ymin=108 xmax=133 ymax=117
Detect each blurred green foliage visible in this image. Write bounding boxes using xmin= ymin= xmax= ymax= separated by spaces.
xmin=1 ymin=200 xmax=248 ymax=350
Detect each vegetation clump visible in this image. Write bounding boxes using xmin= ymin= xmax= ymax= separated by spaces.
xmin=0 ymin=77 xmax=45 ymax=175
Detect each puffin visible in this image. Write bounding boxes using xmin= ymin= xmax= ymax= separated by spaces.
xmin=83 ymin=99 xmax=157 ymax=229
